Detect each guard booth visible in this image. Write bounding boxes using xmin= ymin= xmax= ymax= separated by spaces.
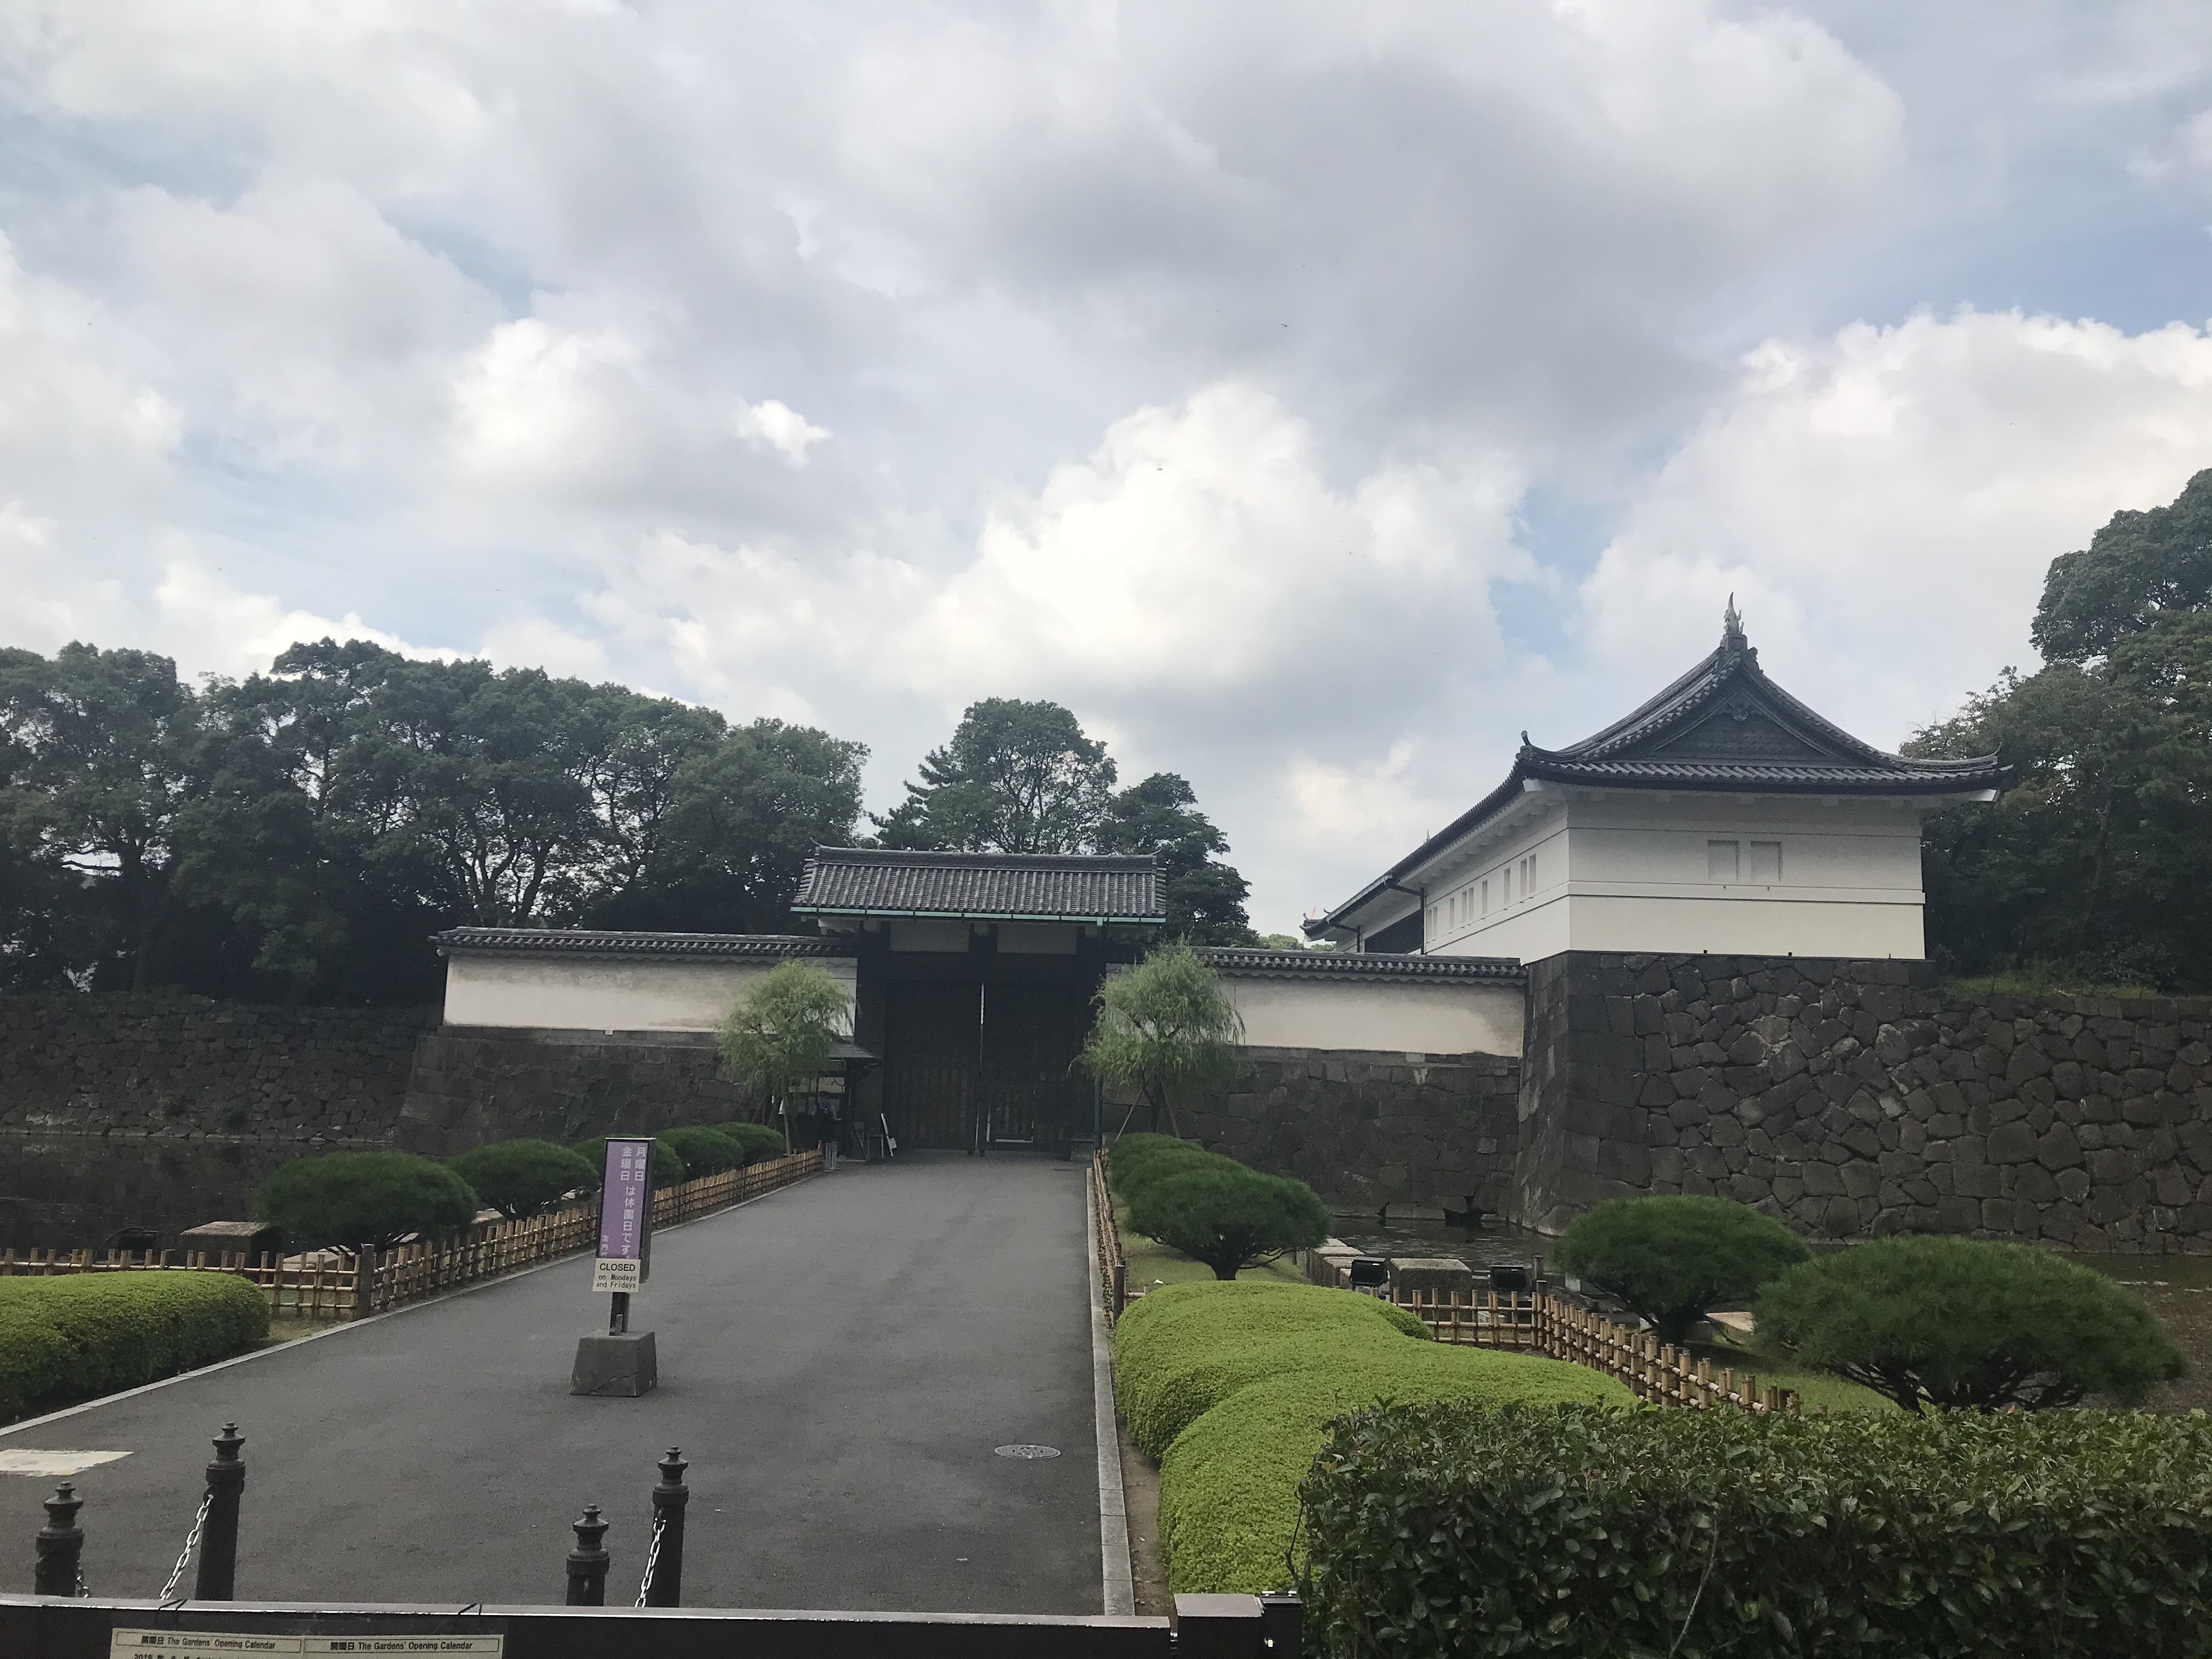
xmin=792 ymin=849 xmax=1165 ymax=1153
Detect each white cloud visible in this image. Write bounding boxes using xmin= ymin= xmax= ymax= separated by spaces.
xmin=1579 ymin=309 xmax=2212 ymax=744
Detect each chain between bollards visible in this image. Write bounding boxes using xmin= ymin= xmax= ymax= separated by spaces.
xmin=566 ymin=1505 xmax=611 ymax=1605
xmin=33 ymin=1481 xmax=85 ymax=1598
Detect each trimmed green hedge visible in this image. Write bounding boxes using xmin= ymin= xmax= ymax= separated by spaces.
xmin=1109 ymin=1132 xmax=1234 ymax=1199
xmin=0 ymin=1272 xmax=270 ymax=1420
xmin=1300 ymin=1400 xmax=2212 ymax=1658
xmin=659 ymin=1126 xmax=745 ymax=1176
xmin=713 ymin=1122 xmax=790 ymax=1163
xmin=446 ymin=1139 xmax=597 ymax=1220
xmin=1115 ymin=1282 xmax=1630 ymax=1594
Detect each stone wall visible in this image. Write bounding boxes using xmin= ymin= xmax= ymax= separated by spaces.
xmin=396 ymin=1026 xmax=764 ymax=1158
xmin=1511 ymin=952 xmax=2212 ymax=1251
xmin=1177 ymin=1046 xmax=1522 ymax=1219
xmin=0 ymin=995 xmax=435 ymax=1143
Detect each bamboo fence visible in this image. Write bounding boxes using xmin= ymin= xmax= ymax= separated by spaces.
xmin=0 ymin=1148 xmax=823 ymax=1322
xmin=1090 ymin=1147 xmax=1126 ymax=1325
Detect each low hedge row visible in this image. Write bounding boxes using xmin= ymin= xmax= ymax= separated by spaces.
xmin=714 ymin=1122 xmax=791 ymax=1163
xmin=1115 ymin=1282 xmax=1630 ymax=1595
xmin=1300 ymin=1399 xmax=2212 ymax=1658
xmin=0 ymin=1273 xmax=270 ymax=1420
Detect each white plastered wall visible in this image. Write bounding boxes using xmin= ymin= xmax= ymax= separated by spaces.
xmin=1421 ymin=792 xmax=1928 ymax=961
xmin=442 ymin=953 xmax=859 ymax=1034
xmin=1222 ymin=975 xmax=1522 ymax=1057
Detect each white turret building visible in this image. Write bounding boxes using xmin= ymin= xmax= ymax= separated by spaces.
xmin=1303 ymin=606 xmax=2006 ymax=963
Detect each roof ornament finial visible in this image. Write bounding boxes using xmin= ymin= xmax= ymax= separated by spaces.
xmin=1722 ymin=592 xmax=1745 ymax=649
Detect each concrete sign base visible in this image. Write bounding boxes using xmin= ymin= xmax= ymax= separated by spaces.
xmin=570 ymin=1330 xmax=658 ymax=1397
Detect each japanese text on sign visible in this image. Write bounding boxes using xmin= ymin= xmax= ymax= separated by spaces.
xmin=594 ymin=1136 xmax=653 ymax=1289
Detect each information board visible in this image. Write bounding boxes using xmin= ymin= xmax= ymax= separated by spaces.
xmin=592 ymin=1135 xmax=654 ymax=1294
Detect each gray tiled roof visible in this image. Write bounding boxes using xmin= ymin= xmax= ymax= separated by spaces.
xmin=792 ymin=848 xmax=1165 ymax=921
xmin=436 ymin=929 xmax=850 ymax=960
xmin=1308 ymin=612 xmax=2006 ymax=938
xmin=1197 ymin=948 xmax=1521 ymax=982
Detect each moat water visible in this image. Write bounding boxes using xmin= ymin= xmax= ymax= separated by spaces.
xmin=0 ymin=1137 xmax=307 ymax=1253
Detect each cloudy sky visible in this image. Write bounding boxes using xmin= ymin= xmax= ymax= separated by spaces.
xmin=4 ymin=2 xmax=2212 ymax=933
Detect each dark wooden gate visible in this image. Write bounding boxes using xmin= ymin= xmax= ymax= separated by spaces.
xmin=884 ymin=980 xmax=981 ymax=1149
xmin=981 ymin=980 xmax=1090 ymax=1146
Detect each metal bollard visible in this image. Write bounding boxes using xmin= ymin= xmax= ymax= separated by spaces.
xmin=566 ymin=1506 xmax=610 ymax=1605
xmin=194 ymin=1424 xmax=245 ymax=1601
xmin=644 ymin=1447 xmax=689 ymax=1607
xmin=33 ymin=1482 xmax=84 ymax=1598
xmin=1259 ymin=1589 xmax=1304 ymax=1656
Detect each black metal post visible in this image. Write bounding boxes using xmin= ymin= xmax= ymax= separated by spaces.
xmin=1259 ymin=1590 xmax=1304 ymax=1656
xmin=565 ymin=1506 xmax=610 ymax=1605
xmin=644 ymin=1447 xmax=688 ymax=1607
xmin=609 ymin=1291 xmax=629 ymax=1335
xmin=33 ymin=1482 xmax=83 ymax=1598
xmin=194 ymin=1424 xmax=245 ymax=1601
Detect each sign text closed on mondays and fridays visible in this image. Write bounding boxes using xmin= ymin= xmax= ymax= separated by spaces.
xmin=591 ymin=1136 xmax=654 ymax=1294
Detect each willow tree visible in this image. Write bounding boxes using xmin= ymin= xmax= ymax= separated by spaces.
xmin=1079 ymin=944 xmax=1242 ymax=1137
xmin=716 ymin=960 xmax=851 ymax=1150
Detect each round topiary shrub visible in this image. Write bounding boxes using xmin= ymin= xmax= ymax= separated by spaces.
xmin=445 ymin=1139 xmax=597 ymax=1221
xmin=714 ymin=1122 xmax=791 ymax=1163
xmin=1755 ymin=1234 xmax=2188 ymax=1412
xmin=1109 ymin=1132 xmax=1234 ymax=1200
xmin=569 ymin=1137 xmax=688 ymax=1190
xmin=1125 ymin=1165 xmax=1331 ymax=1281
xmin=1553 ymin=1194 xmax=1810 ymax=1346
xmin=256 ymin=1150 xmax=483 ymax=1250
xmin=660 ymin=1126 xmax=745 ymax=1176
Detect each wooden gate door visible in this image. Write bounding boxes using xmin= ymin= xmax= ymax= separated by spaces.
xmin=884 ymin=980 xmax=981 ymax=1149
xmin=981 ymin=980 xmax=1089 ymax=1146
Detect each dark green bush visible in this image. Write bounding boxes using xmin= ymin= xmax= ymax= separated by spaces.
xmin=1756 ymin=1233 xmax=2187 ymax=1410
xmin=1300 ymin=1398 xmax=2212 ymax=1658
xmin=256 ymin=1150 xmax=482 ymax=1249
xmin=1109 ymin=1132 xmax=1238 ymax=1201
xmin=0 ymin=1272 xmax=270 ymax=1419
xmin=569 ymin=1137 xmax=687 ymax=1190
xmin=1126 ymin=1166 xmax=1331 ymax=1280
xmin=1553 ymin=1193 xmax=1809 ymax=1345
xmin=713 ymin=1122 xmax=789 ymax=1163
xmin=659 ymin=1126 xmax=745 ymax=1176
xmin=445 ymin=1139 xmax=597 ymax=1220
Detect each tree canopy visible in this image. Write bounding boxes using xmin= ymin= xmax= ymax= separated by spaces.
xmin=716 ymin=960 xmax=852 ymax=1143
xmin=1916 ymin=467 xmax=2212 ymax=990
xmin=0 ymin=638 xmax=865 ymax=1002
xmin=1079 ymin=944 xmax=1243 ymax=1132
xmin=1552 ymin=1195 xmax=1809 ymax=1347
xmin=878 ymin=699 xmax=1256 ymax=944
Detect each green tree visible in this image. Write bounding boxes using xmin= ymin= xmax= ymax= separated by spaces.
xmin=1125 ymin=1165 xmax=1331 ymax=1279
xmin=659 ymin=1125 xmax=746 ymax=1175
xmin=256 ymin=1150 xmax=483 ymax=1249
xmin=0 ymin=643 xmax=205 ymax=989
xmin=876 ymin=698 xmax=1116 ymax=853
xmin=1079 ymin=945 xmax=1243 ymax=1134
xmin=1754 ymin=1235 xmax=2186 ymax=1412
xmin=1915 ymin=469 xmax=2212 ymax=990
xmin=445 ymin=1139 xmax=597 ymax=1220
xmin=1101 ymin=772 xmax=1256 ymax=945
xmin=1553 ymin=1195 xmax=1809 ymax=1347
xmin=716 ymin=961 xmax=852 ymax=1148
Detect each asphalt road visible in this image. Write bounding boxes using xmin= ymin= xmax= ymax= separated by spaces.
xmin=0 ymin=1150 xmax=1101 ymax=1613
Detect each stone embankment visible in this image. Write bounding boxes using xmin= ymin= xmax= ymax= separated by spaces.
xmin=1517 ymin=954 xmax=2212 ymax=1250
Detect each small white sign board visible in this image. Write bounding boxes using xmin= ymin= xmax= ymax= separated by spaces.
xmin=591 ymin=1256 xmax=642 ymax=1294
xmin=111 ymin=1635 xmax=503 ymax=1656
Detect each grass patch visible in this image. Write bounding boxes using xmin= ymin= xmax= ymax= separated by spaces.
xmin=1115 ymin=1280 xmax=1630 ymax=1594
xmin=1702 ymin=1327 xmax=1893 ymax=1412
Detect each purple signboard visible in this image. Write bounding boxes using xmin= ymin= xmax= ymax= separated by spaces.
xmin=594 ymin=1137 xmax=654 ymax=1291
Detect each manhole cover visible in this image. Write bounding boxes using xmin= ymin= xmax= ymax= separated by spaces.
xmin=994 ymin=1443 xmax=1062 ymax=1459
